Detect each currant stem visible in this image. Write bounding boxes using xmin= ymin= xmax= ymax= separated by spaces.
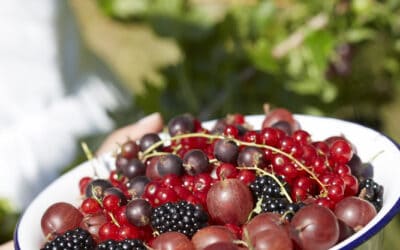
xmin=140 ymin=132 xmax=327 ymax=195
xmin=108 ymin=212 xmax=121 ymax=227
xmin=141 ymin=133 xmax=224 ymax=156
xmin=141 ymin=151 xmax=173 ymax=161
xmin=238 ymin=166 xmax=293 ymax=203
xmin=233 ymin=239 xmax=249 ymax=248
xmin=237 ymin=141 xmax=327 ymax=196
xmin=81 ymin=141 xmax=99 ymax=177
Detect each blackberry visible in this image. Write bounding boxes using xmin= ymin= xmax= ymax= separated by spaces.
xmin=151 ymin=201 xmax=208 ymax=237
xmin=358 ymin=178 xmax=384 ymax=211
xmin=41 ymin=227 xmax=95 ymax=250
xmin=250 ymin=175 xmax=287 ymax=199
xmin=250 ymin=175 xmax=301 ymax=220
xmin=95 ymin=239 xmax=146 ymax=250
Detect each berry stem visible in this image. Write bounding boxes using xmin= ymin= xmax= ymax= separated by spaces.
xmin=140 ymin=132 xmax=327 ymax=195
xmin=81 ymin=142 xmax=99 ymax=177
xmin=238 ymin=141 xmax=328 ymax=196
xmin=238 ymin=166 xmax=293 ymax=203
xmin=141 ymin=151 xmax=173 ymax=161
xmin=141 ymin=133 xmax=224 ymax=155
xmin=108 ymin=212 xmax=121 ymax=227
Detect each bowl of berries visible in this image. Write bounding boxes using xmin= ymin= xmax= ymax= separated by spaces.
xmin=14 ymin=107 xmax=400 ymax=250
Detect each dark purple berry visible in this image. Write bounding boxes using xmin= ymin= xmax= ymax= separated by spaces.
xmin=183 ymin=149 xmax=210 ymax=175
xmin=213 ymin=139 xmax=239 ymax=164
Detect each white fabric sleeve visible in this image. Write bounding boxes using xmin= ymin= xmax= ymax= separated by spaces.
xmin=0 ymin=81 xmax=119 ymax=211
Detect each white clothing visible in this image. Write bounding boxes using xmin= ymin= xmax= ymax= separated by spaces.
xmin=0 ymin=0 xmax=128 ymax=210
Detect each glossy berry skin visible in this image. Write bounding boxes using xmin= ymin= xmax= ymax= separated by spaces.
xmin=223 ymin=125 xmax=239 ymax=138
xmin=118 ymin=225 xmax=140 ymax=240
xmin=103 ymin=195 xmax=121 ymax=212
xmin=79 ymin=177 xmax=93 ymax=195
xmin=81 ymin=198 xmax=101 ymax=214
xmin=330 ymin=139 xmax=353 ymax=164
xmin=120 ymin=140 xmax=140 ymax=160
xmin=260 ymin=127 xmax=280 ymax=147
xmin=116 ymin=158 xmax=146 ymax=180
xmin=168 ymin=114 xmax=195 ymax=136
xmin=125 ymin=176 xmax=150 ymax=198
xmin=139 ymin=133 xmax=162 ymax=152
xmin=193 ymin=173 xmax=214 ymax=193
xmin=99 ymin=222 xmax=119 ymax=241
xmin=216 ymin=163 xmax=238 ymax=180
xmin=207 ymin=179 xmax=254 ymax=225
xmin=237 ymin=170 xmax=256 ymax=185
xmin=237 ymin=146 xmax=267 ymax=168
xmin=154 ymin=187 xmax=179 ymax=206
xmin=126 ymin=198 xmax=152 ymax=227
xmin=213 ymin=139 xmax=239 ymax=164
xmin=183 ymin=149 xmax=210 ymax=175
xmin=156 ymin=154 xmax=184 ymax=177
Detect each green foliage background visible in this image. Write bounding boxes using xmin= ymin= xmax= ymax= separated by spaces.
xmin=97 ymin=0 xmax=400 ymax=132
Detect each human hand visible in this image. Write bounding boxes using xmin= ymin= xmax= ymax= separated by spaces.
xmin=96 ymin=112 xmax=164 ymax=155
xmin=0 ymin=241 xmax=13 ymax=250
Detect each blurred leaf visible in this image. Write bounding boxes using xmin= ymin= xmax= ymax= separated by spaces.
xmin=345 ymin=28 xmax=375 ymax=43
xmin=304 ymin=30 xmax=334 ymax=72
xmin=98 ymin=0 xmax=150 ymax=18
xmin=247 ymin=38 xmax=279 ymax=73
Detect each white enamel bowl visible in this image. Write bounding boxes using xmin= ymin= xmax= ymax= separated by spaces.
xmin=14 ymin=115 xmax=400 ymax=250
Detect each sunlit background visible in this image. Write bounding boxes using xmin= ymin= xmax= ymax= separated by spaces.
xmin=1 ymin=0 xmax=399 ymax=248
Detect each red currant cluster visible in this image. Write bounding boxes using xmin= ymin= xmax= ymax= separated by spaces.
xmin=40 ymin=108 xmax=382 ymax=250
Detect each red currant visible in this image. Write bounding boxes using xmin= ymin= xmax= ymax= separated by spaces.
xmin=237 ymin=170 xmax=256 ymax=185
xmin=81 ymin=198 xmax=101 ymax=214
xmin=99 ymin=222 xmax=119 ymax=241
xmin=260 ymin=127 xmax=279 ymax=147
xmin=154 ymin=187 xmax=178 ymax=206
xmin=193 ymin=173 xmax=213 ymax=193
xmin=342 ymin=174 xmax=358 ymax=196
xmin=79 ymin=177 xmax=92 ymax=195
xmin=118 ymin=224 xmax=140 ymax=240
xmin=292 ymin=130 xmax=311 ymax=145
xmin=161 ymin=174 xmax=183 ymax=188
xmin=224 ymin=125 xmax=239 ymax=138
xmin=216 ymin=163 xmax=238 ymax=180
xmin=329 ymin=139 xmax=353 ymax=164
xmin=103 ymin=194 xmax=121 ymax=212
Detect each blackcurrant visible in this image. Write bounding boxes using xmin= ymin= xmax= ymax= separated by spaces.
xmin=183 ymin=149 xmax=210 ymax=175
xmin=213 ymin=139 xmax=239 ymax=164
xmin=168 ymin=114 xmax=195 ymax=136
xmin=125 ymin=176 xmax=150 ymax=198
xmin=156 ymin=154 xmax=184 ymax=177
xmin=237 ymin=146 xmax=267 ymax=168
xmin=139 ymin=133 xmax=162 ymax=152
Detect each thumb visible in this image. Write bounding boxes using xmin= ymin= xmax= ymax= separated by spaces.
xmin=96 ymin=112 xmax=164 ymax=155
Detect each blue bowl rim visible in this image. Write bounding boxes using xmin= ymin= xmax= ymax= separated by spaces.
xmin=13 ymin=136 xmax=400 ymax=250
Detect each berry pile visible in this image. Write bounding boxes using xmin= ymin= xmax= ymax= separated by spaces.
xmin=40 ymin=107 xmax=384 ymax=250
